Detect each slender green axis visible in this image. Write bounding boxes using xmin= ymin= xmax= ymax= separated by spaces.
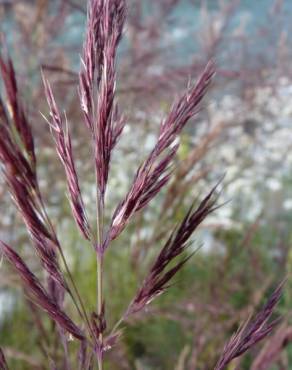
xmin=96 ymin=190 xmax=104 ymax=370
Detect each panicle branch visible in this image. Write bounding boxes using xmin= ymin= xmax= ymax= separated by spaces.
xmin=42 ymin=75 xmax=92 ymax=241
xmin=79 ymin=0 xmax=126 ymax=199
xmin=0 ymin=54 xmax=66 ymax=302
xmin=125 ymin=184 xmax=219 ymax=317
xmin=0 ymin=53 xmax=36 ymax=168
xmin=214 ymin=282 xmax=284 ymax=370
xmin=0 ymin=241 xmax=85 ymax=341
xmin=108 ymin=61 xmax=215 ymax=244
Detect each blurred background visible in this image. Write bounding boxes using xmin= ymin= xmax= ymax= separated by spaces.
xmin=1 ymin=0 xmax=292 ymax=369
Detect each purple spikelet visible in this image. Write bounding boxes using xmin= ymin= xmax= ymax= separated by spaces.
xmin=0 ymin=348 xmax=9 ymax=370
xmin=0 ymin=55 xmax=66 ymax=303
xmin=0 ymin=52 xmax=36 ymax=169
xmin=42 ymin=75 xmax=92 ymax=241
xmin=125 ymin=185 xmax=218 ymax=316
xmin=108 ymin=61 xmax=215 ymax=243
xmin=79 ymin=0 xmax=126 ymax=199
xmin=214 ymin=282 xmax=284 ymax=370
xmin=0 ymin=122 xmax=37 ymax=192
xmin=79 ymin=0 xmax=103 ymax=131
xmin=0 ymin=161 xmax=66 ymax=291
xmin=0 ymin=241 xmax=84 ymax=341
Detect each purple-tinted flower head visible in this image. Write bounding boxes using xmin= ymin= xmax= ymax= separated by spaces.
xmin=79 ymin=0 xmax=126 ymax=198
xmin=42 ymin=75 xmax=92 ymax=241
xmin=0 ymin=52 xmax=36 ymax=168
xmin=108 ymin=62 xmax=215 ymax=244
xmin=214 ymin=281 xmax=284 ymax=370
xmin=126 ymin=184 xmax=219 ymax=316
xmin=0 ymin=241 xmax=85 ymax=340
xmin=0 ymin=59 xmax=66 ymax=301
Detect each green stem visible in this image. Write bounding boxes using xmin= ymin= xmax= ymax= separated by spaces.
xmin=110 ymin=316 xmax=124 ymax=336
xmin=97 ymin=254 xmax=103 ymax=315
xmin=58 ymin=248 xmax=93 ymax=334
xmin=96 ymin=192 xmax=104 ymax=370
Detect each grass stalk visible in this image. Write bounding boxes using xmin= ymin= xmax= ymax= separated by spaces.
xmin=96 ymin=190 xmax=104 ymax=370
